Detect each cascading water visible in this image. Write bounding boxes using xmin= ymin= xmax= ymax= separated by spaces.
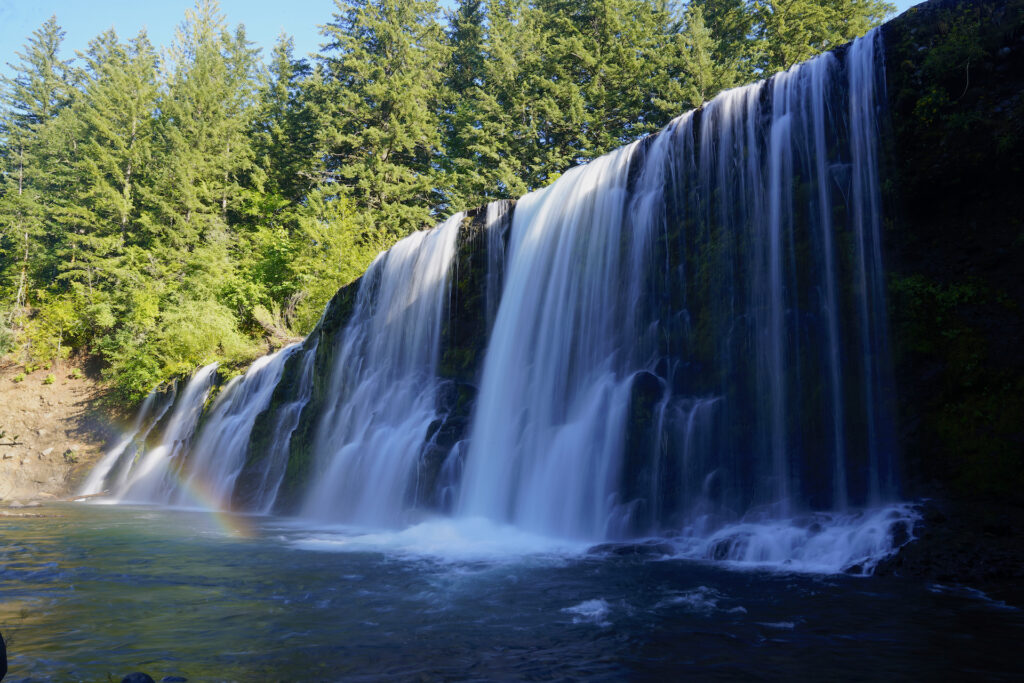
xmin=116 ymin=363 xmax=219 ymax=502
xmin=484 ymin=199 xmax=514 ymax=330
xmin=302 ymin=212 xmax=464 ymax=526
xmin=85 ymin=29 xmax=911 ymax=572
xmin=79 ymin=385 xmax=172 ymax=496
xmin=459 ymin=28 xmax=903 ymax=553
xmin=170 ymin=343 xmax=300 ymax=508
xmin=458 ymin=143 xmax=650 ymax=539
xmin=238 ymin=341 xmax=319 ymax=513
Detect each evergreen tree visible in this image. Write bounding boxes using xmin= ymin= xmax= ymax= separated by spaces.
xmin=441 ymin=0 xmax=488 ymax=207
xmin=0 ymin=16 xmax=75 ymax=316
xmin=677 ymin=3 xmax=740 ymax=108
xmin=140 ymin=0 xmax=259 ymax=254
xmin=316 ymin=0 xmax=451 ymax=237
xmin=54 ymin=30 xmax=159 ymax=312
xmin=252 ymin=34 xmax=316 ymax=203
xmin=449 ymin=0 xmax=692 ymax=202
xmin=755 ymin=0 xmax=895 ymax=72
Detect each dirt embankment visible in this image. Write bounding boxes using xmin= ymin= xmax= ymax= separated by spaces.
xmin=0 ymin=360 xmax=115 ymax=504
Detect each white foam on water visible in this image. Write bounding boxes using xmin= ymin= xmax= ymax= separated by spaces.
xmin=279 ymin=504 xmax=918 ymax=576
xmin=562 ymin=598 xmax=612 ymax=626
xmin=758 ymin=621 xmax=796 ymax=629
xmin=288 ymin=516 xmax=589 ymax=564
xmin=655 ymin=586 xmax=722 ymax=613
xmin=673 ymin=503 xmax=920 ymax=575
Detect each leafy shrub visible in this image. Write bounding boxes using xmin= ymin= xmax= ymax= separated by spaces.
xmin=12 ymin=373 xmax=25 ymax=383
xmin=43 ymin=373 xmax=56 ymax=385
xmin=0 ymin=318 xmax=15 ymax=357
xmin=102 ymin=297 xmax=259 ymax=403
xmin=24 ymin=294 xmax=82 ymax=365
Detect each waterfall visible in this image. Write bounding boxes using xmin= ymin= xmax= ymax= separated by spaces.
xmin=79 ymin=386 xmax=162 ymax=496
xmin=458 ymin=142 xmax=648 ymax=539
xmin=85 ymin=30 xmax=909 ymax=569
xmin=458 ymin=29 xmax=896 ymax=539
xmin=302 ymin=212 xmax=463 ymax=526
xmin=171 ymin=344 xmax=300 ymax=509
xmin=240 ymin=341 xmax=319 ymax=513
xmin=484 ymin=199 xmax=514 ymax=330
xmin=116 ymin=363 xmax=219 ymax=503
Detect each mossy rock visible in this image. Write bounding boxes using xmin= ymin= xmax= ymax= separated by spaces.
xmin=881 ymin=0 xmax=1024 ymax=502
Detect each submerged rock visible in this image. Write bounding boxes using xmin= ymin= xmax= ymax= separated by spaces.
xmin=121 ymin=674 xmax=155 ymax=683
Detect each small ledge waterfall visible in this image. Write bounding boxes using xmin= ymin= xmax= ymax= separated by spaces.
xmin=84 ymin=30 xmax=913 ymax=572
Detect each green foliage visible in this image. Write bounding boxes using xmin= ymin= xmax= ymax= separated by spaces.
xmin=12 ymin=373 xmax=25 ymax=383
xmin=0 ymin=314 xmax=14 ymax=356
xmin=315 ymin=0 xmax=451 ymax=237
xmin=756 ymin=0 xmax=895 ymax=72
xmin=43 ymin=372 xmax=55 ymax=385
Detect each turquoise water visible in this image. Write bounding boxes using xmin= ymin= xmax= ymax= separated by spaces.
xmin=1 ymin=504 xmax=1021 ymax=681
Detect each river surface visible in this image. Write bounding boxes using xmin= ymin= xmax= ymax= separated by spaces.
xmin=1 ymin=503 xmax=1021 ymax=681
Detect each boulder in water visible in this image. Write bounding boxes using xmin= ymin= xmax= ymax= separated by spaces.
xmin=121 ymin=673 xmax=155 ymax=683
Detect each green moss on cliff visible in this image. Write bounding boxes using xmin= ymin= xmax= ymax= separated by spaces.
xmin=882 ymin=0 xmax=1024 ymax=502
xmin=263 ymin=277 xmax=362 ymax=512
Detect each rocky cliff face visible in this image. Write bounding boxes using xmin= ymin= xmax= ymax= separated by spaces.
xmin=882 ymin=0 xmax=1024 ymax=503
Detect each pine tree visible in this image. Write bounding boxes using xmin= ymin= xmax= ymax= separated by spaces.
xmin=449 ymin=0 xmax=691 ymax=202
xmin=316 ymin=0 xmax=451 ymax=237
xmin=756 ymin=0 xmax=895 ymax=72
xmin=440 ymin=0 xmax=488 ymax=208
xmin=139 ymin=0 xmax=259 ymax=255
xmin=677 ymin=3 xmax=740 ymax=109
xmin=0 ymin=16 xmax=75 ymax=315
xmin=53 ymin=29 xmax=159 ymax=313
xmin=252 ymin=34 xmax=316 ymax=203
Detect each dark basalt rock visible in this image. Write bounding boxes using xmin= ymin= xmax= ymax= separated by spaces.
xmin=874 ymin=498 xmax=1024 ymax=607
xmin=121 ymin=674 xmax=156 ymax=683
xmin=882 ymin=0 xmax=1024 ymax=504
xmin=873 ymin=0 xmax=1024 ymax=602
xmin=262 ymin=277 xmax=363 ymax=513
xmin=618 ymin=371 xmax=668 ymax=535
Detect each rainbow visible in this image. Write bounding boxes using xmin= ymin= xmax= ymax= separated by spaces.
xmin=166 ymin=473 xmax=259 ymax=539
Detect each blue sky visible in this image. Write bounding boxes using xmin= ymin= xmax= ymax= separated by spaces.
xmin=0 ymin=0 xmax=341 ymax=76
xmin=1 ymin=0 xmax=925 ymax=78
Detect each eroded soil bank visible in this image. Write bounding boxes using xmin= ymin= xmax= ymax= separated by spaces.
xmin=0 ymin=360 xmax=112 ymax=504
